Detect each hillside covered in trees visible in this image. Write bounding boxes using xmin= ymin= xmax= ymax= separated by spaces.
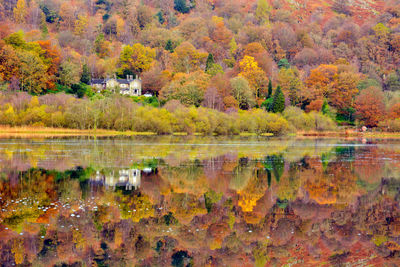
xmin=0 ymin=0 xmax=400 ymax=132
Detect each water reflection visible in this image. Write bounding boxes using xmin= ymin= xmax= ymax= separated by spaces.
xmin=0 ymin=137 xmax=399 ymax=266
xmin=92 ymin=169 xmax=142 ymax=190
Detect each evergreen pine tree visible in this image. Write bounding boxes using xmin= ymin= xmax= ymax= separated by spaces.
xmin=40 ymin=13 xmax=48 ymax=38
xmin=205 ymin=53 xmax=214 ymax=72
xmin=80 ymin=64 xmax=91 ymax=85
xmin=174 ymin=0 xmax=189 ymax=13
xmin=165 ymin=39 xmax=174 ymax=53
xmin=272 ymin=85 xmax=285 ymax=113
xmin=267 ymin=79 xmax=272 ymax=98
xmin=261 ymin=98 xmax=273 ymax=111
xmin=156 ymin=11 xmax=165 ymax=24
xmin=322 ymin=99 xmax=329 ymax=115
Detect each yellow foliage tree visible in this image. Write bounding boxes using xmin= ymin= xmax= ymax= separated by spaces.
xmin=13 ymin=0 xmax=27 ymax=24
xmin=239 ymin=56 xmax=268 ymax=98
xmin=171 ymin=42 xmax=208 ymax=73
xmin=74 ymin=15 xmax=88 ymax=36
xmin=116 ymin=15 xmax=125 ymax=39
xmin=255 ymin=0 xmax=271 ymax=24
xmin=118 ymin=43 xmax=155 ymax=75
xmin=278 ymin=67 xmax=303 ymax=106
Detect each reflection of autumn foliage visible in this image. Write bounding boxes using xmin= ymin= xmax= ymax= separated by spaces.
xmin=304 ymin=162 xmax=358 ymax=204
xmin=0 ymin=169 xmax=57 ymax=229
xmin=354 ymin=146 xmax=385 ymax=183
xmin=207 ymin=222 xmax=230 ymax=250
xmin=118 ymin=193 xmax=154 ymax=223
xmin=167 ymin=193 xmax=207 ymax=224
xmin=237 ymin=171 xmax=267 ymax=213
xmin=11 ymin=239 xmax=24 ymax=264
xmin=0 ymin=143 xmax=400 ymax=266
xmin=159 ymin=165 xmax=208 ymax=196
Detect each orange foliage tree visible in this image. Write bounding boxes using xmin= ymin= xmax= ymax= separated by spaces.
xmin=355 ymin=87 xmax=385 ymax=127
xmin=389 ymin=103 xmax=400 ymax=119
xmin=305 ymin=64 xmax=338 ymax=102
xmin=37 ymin=40 xmax=61 ymax=90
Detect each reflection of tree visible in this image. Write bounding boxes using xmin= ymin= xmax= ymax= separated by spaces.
xmin=0 ymin=169 xmax=57 ymax=230
xmin=276 ymin=162 xmax=301 ymax=201
xmin=230 ymin=158 xmax=252 ymax=191
xmin=263 ymin=155 xmax=284 ymax=183
xmin=118 ymin=192 xmax=154 ymax=223
xmin=160 ymin=163 xmax=208 ymax=196
xmin=335 ymin=146 xmax=355 ymax=162
xmin=167 ymin=193 xmax=207 ymax=224
xmin=321 ymin=152 xmax=332 ymax=171
xmin=236 ymin=164 xmax=268 ymax=215
xmin=267 ymin=170 xmax=272 ymax=187
xmin=304 ymin=161 xmax=358 ymax=204
xmin=0 ymin=143 xmax=399 ymax=266
xmin=11 ymin=239 xmax=24 ymax=264
xmin=353 ymin=146 xmax=385 ymax=183
xmin=0 ymin=138 xmax=337 ymax=173
xmin=171 ymin=250 xmax=193 ymax=267
xmin=204 ymin=190 xmax=222 ymax=213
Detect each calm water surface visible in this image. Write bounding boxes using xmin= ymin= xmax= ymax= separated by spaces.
xmin=0 ymin=137 xmax=400 ymax=266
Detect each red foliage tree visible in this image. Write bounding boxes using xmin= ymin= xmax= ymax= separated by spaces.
xmin=355 ymin=87 xmax=385 ymax=127
xmin=389 ymin=103 xmax=400 ymax=119
xmin=37 ymin=40 xmax=61 ymax=90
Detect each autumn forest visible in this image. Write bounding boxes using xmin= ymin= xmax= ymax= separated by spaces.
xmin=0 ymin=0 xmax=399 ymax=133
xmin=2 ymin=0 xmax=400 ymax=266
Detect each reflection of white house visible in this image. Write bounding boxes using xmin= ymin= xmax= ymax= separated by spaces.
xmin=93 ymin=169 xmax=141 ymax=190
xmin=90 ymin=75 xmax=142 ymax=96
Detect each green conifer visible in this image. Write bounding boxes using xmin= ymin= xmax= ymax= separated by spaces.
xmin=80 ymin=64 xmax=91 ymax=85
xmin=205 ymin=53 xmax=215 ymax=72
xmin=165 ymin=39 xmax=174 ymax=53
xmin=267 ymin=79 xmax=272 ymax=98
xmin=272 ymin=85 xmax=285 ymax=113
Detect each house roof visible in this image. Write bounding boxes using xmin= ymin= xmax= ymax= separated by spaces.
xmin=91 ymin=79 xmax=105 ymax=84
xmin=91 ymin=77 xmax=142 ymax=85
xmin=116 ymin=79 xmax=130 ymax=84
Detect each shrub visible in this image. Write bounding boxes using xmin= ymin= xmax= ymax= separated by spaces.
xmin=309 ymin=112 xmax=337 ymax=131
xmin=283 ymin=106 xmax=314 ymax=131
xmin=389 ymin=103 xmax=400 ymax=119
xmin=378 ymin=119 xmax=400 ymax=132
xmin=0 ymin=92 xmax=299 ymax=136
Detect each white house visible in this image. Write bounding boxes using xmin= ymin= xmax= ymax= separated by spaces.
xmin=91 ymin=75 xmax=142 ymax=96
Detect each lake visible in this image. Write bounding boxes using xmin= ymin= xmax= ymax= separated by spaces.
xmin=0 ymin=137 xmax=399 ymax=266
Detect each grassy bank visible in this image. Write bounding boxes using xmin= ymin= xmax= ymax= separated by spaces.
xmin=0 ymin=126 xmax=158 ymax=137
xmin=298 ymin=130 xmax=400 ymax=139
xmin=0 ymin=126 xmax=400 ymax=139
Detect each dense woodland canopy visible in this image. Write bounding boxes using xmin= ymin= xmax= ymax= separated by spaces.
xmin=0 ymin=0 xmax=400 ymax=130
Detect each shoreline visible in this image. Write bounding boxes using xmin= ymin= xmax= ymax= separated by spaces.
xmin=0 ymin=126 xmax=399 ymax=138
